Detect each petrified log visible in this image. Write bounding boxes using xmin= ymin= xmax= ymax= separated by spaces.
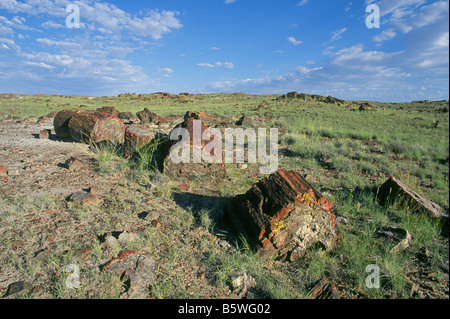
xmin=224 ymin=168 xmax=338 ymax=261
xmin=54 ymin=110 xmax=77 ymax=139
xmin=124 ymin=124 xmax=160 ymax=158
xmin=68 ymin=110 xmax=125 ymax=145
xmin=377 ymin=176 xmax=445 ymax=218
xmin=162 ymin=118 xmax=226 ymax=182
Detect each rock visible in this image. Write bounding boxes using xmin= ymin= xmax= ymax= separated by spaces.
xmin=377 ymin=176 xmax=447 ymax=219
xmin=224 ymin=168 xmax=339 ymax=261
xmin=136 ymin=108 xmax=160 ymax=124
xmin=124 ymin=124 xmax=159 ymax=158
xmin=64 ymin=157 xmax=87 ymax=171
xmin=236 ymin=115 xmax=252 ymax=126
xmin=67 ymin=192 xmax=103 ymax=207
xmin=311 ymin=279 xmax=346 ymax=299
xmin=123 ymin=255 xmax=156 ymax=299
xmin=375 ymin=226 xmax=411 ymax=253
xmin=96 ymin=106 xmax=120 ymax=117
xmin=151 ymin=219 xmax=162 ymax=228
xmin=0 ymin=165 xmax=7 ymax=177
xmin=54 ymin=110 xmax=77 ymax=139
xmin=3 ymin=281 xmax=31 ymax=297
xmin=286 ymin=91 xmax=298 ymax=99
xmin=68 ymin=110 xmax=126 ymax=145
xmin=149 ymin=170 xmax=170 ymax=188
xmin=138 ymin=211 xmax=160 ymax=221
xmin=230 ymin=272 xmax=256 ymax=297
xmin=118 ymin=112 xmax=136 ymax=122
xmin=325 ymin=96 xmax=345 ymax=105
xmin=39 ymin=129 xmax=52 ymax=139
xmin=118 ymin=231 xmax=138 ymax=244
xmin=178 ymin=183 xmax=190 ymax=191
xmin=184 ymin=111 xmax=216 ymax=124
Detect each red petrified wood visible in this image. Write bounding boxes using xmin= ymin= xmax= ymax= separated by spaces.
xmin=225 ymin=168 xmax=339 ymax=261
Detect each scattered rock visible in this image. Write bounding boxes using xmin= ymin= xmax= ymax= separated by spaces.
xmin=3 ymin=281 xmax=31 ymax=297
xmin=63 ymin=156 xmax=86 ymax=171
xmin=236 ymin=115 xmax=252 ymax=126
xmin=0 ymin=165 xmax=7 ymax=177
xmin=39 ymin=129 xmax=52 ymax=139
xmin=151 ymin=219 xmax=162 ymax=228
xmin=375 ymin=226 xmax=411 ymax=253
xmin=67 ymin=191 xmax=103 ymax=207
xmin=230 ymin=272 xmax=256 ymax=298
xmin=311 ymin=279 xmax=348 ymax=299
xmin=138 ymin=211 xmax=160 ymax=221
xmin=118 ymin=231 xmax=139 ymax=244
xmin=178 ymin=184 xmax=190 ymax=191
xmin=224 ymin=168 xmax=339 ymax=261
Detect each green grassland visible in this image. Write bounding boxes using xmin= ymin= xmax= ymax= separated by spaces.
xmin=0 ymin=92 xmax=448 ymax=299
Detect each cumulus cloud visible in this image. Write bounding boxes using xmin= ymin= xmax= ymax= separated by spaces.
xmin=0 ymin=0 xmax=182 ymax=95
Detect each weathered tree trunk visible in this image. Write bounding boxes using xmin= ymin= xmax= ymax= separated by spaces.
xmin=68 ymin=110 xmax=125 ymax=145
xmin=224 ymin=169 xmax=339 ymax=261
xmin=54 ymin=110 xmax=77 ymax=139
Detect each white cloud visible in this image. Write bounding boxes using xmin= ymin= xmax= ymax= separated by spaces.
xmin=0 ymin=0 xmax=183 ymax=40
xmin=330 ymin=28 xmax=348 ymax=42
xmin=197 ymin=62 xmax=235 ymax=69
xmin=225 ymin=0 xmax=237 ymax=4
xmin=296 ymin=0 xmax=309 ymax=6
xmin=287 ymin=36 xmax=303 ymax=45
xmin=156 ymin=67 xmax=175 ymax=77
xmin=210 ymin=46 xmax=220 ymax=50
xmin=373 ymin=28 xmax=397 ymax=42
xmin=40 ymin=21 xmax=65 ymax=29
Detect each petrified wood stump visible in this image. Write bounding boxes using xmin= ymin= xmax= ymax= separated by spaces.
xmin=224 ymin=168 xmax=339 ymax=261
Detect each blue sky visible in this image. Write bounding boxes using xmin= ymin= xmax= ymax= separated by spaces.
xmin=0 ymin=0 xmax=448 ymax=102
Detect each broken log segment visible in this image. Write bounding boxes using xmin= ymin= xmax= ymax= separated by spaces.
xmin=68 ymin=110 xmax=126 ymax=145
xmin=124 ymin=124 xmax=161 ymax=158
xmin=162 ymin=117 xmax=226 ymax=182
xmin=224 ymin=168 xmax=338 ymax=261
xmin=54 ymin=110 xmax=77 ymax=139
xmin=377 ymin=176 xmax=446 ymax=218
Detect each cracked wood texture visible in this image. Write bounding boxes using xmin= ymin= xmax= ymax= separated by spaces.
xmin=225 ymin=168 xmax=339 ymax=261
